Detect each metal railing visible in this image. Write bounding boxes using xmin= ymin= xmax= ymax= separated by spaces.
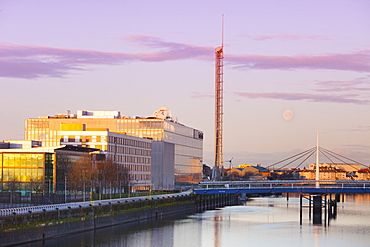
xmin=196 ymin=180 xmax=370 ymax=191
xmin=0 ymin=191 xmax=191 ymax=217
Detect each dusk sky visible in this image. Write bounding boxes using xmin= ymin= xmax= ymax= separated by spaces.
xmin=1 ymin=0 xmax=369 ymax=167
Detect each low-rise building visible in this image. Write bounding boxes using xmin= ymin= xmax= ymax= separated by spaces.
xmin=308 ymin=163 xmax=362 ymax=173
xmin=0 ymin=145 xmax=98 ymax=195
xmin=299 ymin=167 xmax=347 ymax=180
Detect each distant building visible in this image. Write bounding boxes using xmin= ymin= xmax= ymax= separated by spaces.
xmin=225 ymin=165 xmax=270 ymax=180
xmin=269 ymin=169 xmax=301 ymax=180
xmin=202 ymin=164 xmax=212 ymax=179
xmin=299 ymin=167 xmax=347 ymax=180
xmin=356 ymin=169 xmax=370 ymax=180
xmin=25 ymin=108 xmax=203 ymax=188
xmin=304 ymin=163 xmax=369 ymax=180
xmin=308 ymin=163 xmax=362 ymax=172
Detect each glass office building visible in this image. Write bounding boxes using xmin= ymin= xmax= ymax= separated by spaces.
xmin=25 ymin=110 xmax=203 ymax=187
xmin=0 ymin=146 xmax=96 ymax=195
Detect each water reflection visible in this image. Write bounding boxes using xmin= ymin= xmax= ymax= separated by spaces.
xmin=20 ymin=195 xmax=370 ymax=247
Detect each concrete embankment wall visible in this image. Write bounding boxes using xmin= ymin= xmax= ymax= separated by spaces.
xmin=0 ymin=194 xmax=238 ymax=247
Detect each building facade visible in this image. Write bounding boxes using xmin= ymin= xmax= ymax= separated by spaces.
xmin=0 ymin=145 xmax=97 ymax=195
xmin=25 ymin=109 xmax=203 ymax=188
xmin=308 ymin=163 xmax=363 ymax=172
xmin=60 ymin=128 xmax=152 ymax=190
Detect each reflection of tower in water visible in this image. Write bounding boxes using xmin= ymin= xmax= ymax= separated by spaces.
xmin=213 ymin=215 xmax=222 ymax=247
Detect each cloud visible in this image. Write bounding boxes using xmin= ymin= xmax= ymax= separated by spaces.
xmin=120 ymin=35 xmax=213 ymax=61
xmin=234 ymin=92 xmax=369 ymax=105
xmin=1 ymin=36 xmax=370 ymax=79
xmin=0 ymin=44 xmax=137 ymax=78
xmin=336 ymin=126 xmax=370 ymax=132
xmin=0 ymin=41 xmax=212 ymax=79
xmin=228 ymin=51 xmax=370 ymax=72
xmin=240 ymin=34 xmax=332 ymax=41
xmin=314 ymin=77 xmax=370 ymax=92
xmin=190 ymin=92 xmax=213 ymax=99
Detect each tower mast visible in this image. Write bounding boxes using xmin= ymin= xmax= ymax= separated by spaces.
xmin=213 ymin=15 xmax=224 ymax=180
xmin=315 ymin=130 xmax=320 ymax=188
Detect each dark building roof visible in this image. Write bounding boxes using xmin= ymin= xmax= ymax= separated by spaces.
xmin=56 ymin=145 xmax=99 ymax=153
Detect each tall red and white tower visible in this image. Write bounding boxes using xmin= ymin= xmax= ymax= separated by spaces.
xmin=213 ymin=17 xmax=224 ymax=180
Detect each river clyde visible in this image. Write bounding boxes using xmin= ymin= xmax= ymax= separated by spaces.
xmin=19 ymin=194 xmax=370 ymax=247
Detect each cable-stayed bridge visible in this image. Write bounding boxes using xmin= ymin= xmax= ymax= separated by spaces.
xmin=200 ymin=144 xmax=369 ymax=195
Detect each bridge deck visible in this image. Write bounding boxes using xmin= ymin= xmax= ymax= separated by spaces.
xmin=194 ymin=187 xmax=370 ymax=194
xmin=194 ymin=180 xmax=370 ymax=194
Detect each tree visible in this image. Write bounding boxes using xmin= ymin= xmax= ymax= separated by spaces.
xmin=28 ymin=176 xmax=44 ymax=194
xmin=94 ymin=157 xmax=132 ymax=197
xmin=67 ymin=154 xmax=93 ymax=195
xmin=67 ymin=155 xmax=133 ymax=199
xmin=6 ymin=177 xmax=21 ymax=207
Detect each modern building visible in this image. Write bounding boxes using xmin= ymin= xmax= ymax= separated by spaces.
xmin=0 ymin=145 xmax=98 ymax=195
xmin=25 ymin=108 xmax=203 ymax=188
xmin=59 ymin=127 xmax=153 ymax=190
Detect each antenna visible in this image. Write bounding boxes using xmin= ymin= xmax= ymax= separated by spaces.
xmin=222 ymin=14 xmax=224 ymax=48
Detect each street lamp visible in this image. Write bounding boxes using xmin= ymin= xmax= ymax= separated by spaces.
xmin=64 ymin=176 xmax=67 ymax=203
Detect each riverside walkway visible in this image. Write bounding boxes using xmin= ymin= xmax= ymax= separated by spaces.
xmin=0 ymin=191 xmax=191 ymax=217
xmin=194 ymin=180 xmax=370 ymax=194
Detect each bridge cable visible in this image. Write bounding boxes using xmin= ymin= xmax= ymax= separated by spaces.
xmin=266 ymin=147 xmax=316 ymax=169
xmin=272 ymin=149 xmax=315 ymax=170
xmin=320 ymin=148 xmax=365 ymax=173
xmin=320 ymin=147 xmax=367 ymax=168
xmin=319 ymin=148 xmax=368 ymax=189
xmin=286 ymin=149 xmax=316 ymax=175
xmin=267 ymin=149 xmax=316 ymax=191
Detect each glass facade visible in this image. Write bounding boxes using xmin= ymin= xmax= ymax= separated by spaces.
xmin=0 ymin=147 xmax=96 ymax=195
xmin=0 ymin=152 xmax=53 ymax=194
xmin=25 ymin=114 xmax=203 ymax=187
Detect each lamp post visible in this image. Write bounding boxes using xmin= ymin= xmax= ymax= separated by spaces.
xmin=83 ymin=180 xmax=86 ymax=202
xmin=48 ymin=179 xmax=51 ymax=203
xmin=119 ymin=180 xmax=121 ymax=198
xmin=128 ymin=180 xmax=131 ymax=198
xmin=64 ymin=176 xmax=67 ymax=203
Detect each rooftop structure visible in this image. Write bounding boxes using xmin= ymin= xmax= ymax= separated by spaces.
xmin=1 ymin=140 xmax=42 ymax=149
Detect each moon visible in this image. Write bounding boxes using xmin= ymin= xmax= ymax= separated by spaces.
xmin=283 ymin=110 xmax=294 ymax=120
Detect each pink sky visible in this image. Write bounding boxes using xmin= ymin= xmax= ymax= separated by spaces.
xmin=0 ymin=0 xmax=369 ymax=166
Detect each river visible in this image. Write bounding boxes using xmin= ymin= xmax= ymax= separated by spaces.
xmin=19 ymin=194 xmax=370 ymax=247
